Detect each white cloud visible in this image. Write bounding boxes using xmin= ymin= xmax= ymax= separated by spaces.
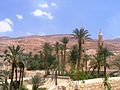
xmin=38 ymin=2 xmax=49 ymax=8
xmin=32 ymin=9 xmax=43 ymax=16
xmin=26 ymin=32 xmax=32 ymax=35
xmin=43 ymin=12 xmax=53 ymax=20
xmin=26 ymin=32 xmax=46 ymax=36
xmin=31 ymin=9 xmax=53 ymax=20
xmin=4 ymin=18 xmax=13 ymax=26
xmin=51 ymin=2 xmax=57 ymax=7
xmin=0 ymin=18 xmax=13 ymax=32
xmin=16 ymin=14 xmax=23 ymax=20
xmin=38 ymin=32 xmax=46 ymax=36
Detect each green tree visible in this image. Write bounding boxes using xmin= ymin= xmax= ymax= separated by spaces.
xmin=59 ymin=44 xmax=64 ymax=74
xmin=60 ymin=37 xmax=69 ymax=71
xmin=31 ymin=75 xmax=44 ymax=90
xmin=94 ymin=45 xmax=104 ymax=77
xmin=42 ymin=42 xmax=53 ymax=75
xmin=73 ymin=27 xmax=91 ymax=70
xmin=89 ymin=57 xmax=97 ymax=76
xmin=69 ymin=45 xmax=79 ymax=69
xmin=102 ymin=47 xmax=113 ymax=78
xmin=112 ymin=56 xmax=120 ymax=70
xmin=1 ymin=45 xmax=24 ymax=90
xmin=54 ymin=42 xmax=61 ymax=74
xmin=83 ymin=54 xmax=91 ymax=74
xmin=0 ymin=70 xmax=10 ymax=90
xmin=18 ymin=61 xmax=24 ymax=87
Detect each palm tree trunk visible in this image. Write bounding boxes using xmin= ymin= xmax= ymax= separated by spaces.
xmin=19 ymin=68 xmax=22 ymax=86
xmin=56 ymin=49 xmax=60 ymax=75
xmin=91 ymin=67 xmax=95 ymax=75
xmin=55 ymin=70 xmax=57 ymax=85
xmin=63 ymin=44 xmax=66 ymax=70
xmin=61 ymin=51 xmax=64 ymax=75
xmin=10 ymin=62 xmax=15 ymax=90
xmin=21 ymin=68 xmax=24 ymax=86
xmin=45 ymin=54 xmax=48 ymax=76
xmin=104 ymin=57 xmax=107 ymax=78
xmin=15 ymin=66 xmax=17 ymax=81
xmin=97 ymin=63 xmax=100 ymax=77
xmin=77 ymin=41 xmax=82 ymax=70
xmin=85 ymin=60 xmax=87 ymax=74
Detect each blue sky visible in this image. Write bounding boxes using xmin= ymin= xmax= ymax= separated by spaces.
xmin=0 ymin=0 xmax=120 ymax=39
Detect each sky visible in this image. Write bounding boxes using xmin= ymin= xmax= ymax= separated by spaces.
xmin=0 ymin=0 xmax=120 ymax=39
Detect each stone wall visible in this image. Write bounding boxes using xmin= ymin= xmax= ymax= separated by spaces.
xmin=49 ymin=77 xmax=120 ymax=90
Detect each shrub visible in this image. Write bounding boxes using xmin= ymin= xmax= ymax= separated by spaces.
xmin=69 ymin=69 xmax=87 ymax=80
xmin=37 ymin=88 xmax=46 ymax=90
xmin=19 ymin=85 xmax=28 ymax=90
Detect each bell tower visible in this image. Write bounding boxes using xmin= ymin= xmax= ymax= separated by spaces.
xmin=98 ymin=32 xmax=103 ymax=46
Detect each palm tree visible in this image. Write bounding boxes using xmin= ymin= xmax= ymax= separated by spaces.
xmin=83 ymin=54 xmax=91 ymax=73
xmin=73 ymin=27 xmax=91 ymax=70
xmin=42 ymin=42 xmax=53 ymax=75
xmin=31 ymin=75 xmax=44 ymax=90
xmin=93 ymin=54 xmax=103 ymax=77
xmin=48 ymin=54 xmax=59 ymax=85
xmin=54 ymin=42 xmax=61 ymax=75
xmin=18 ymin=61 xmax=24 ymax=87
xmin=59 ymin=44 xmax=64 ymax=74
xmin=54 ymin=42 xmax=60 ymax=59
xmin=89 ymin=57 xmax=97 ymax=75
xmin=1 ymin=45 xmax=24 ymax=90
xmin=60 ymin=37 xmax=69 ymax=71
xmin=0 ymin=70 xmax=10 ymax=90
xmin=69 ymin=45 xmax=79 ymax=69
xmin=93 ymin=45 xmax=104 ymax=77
xmin=102 ymin=47 xmax=113 ymax=78
xmin=111 ymin=56 xmax=120 ymax=76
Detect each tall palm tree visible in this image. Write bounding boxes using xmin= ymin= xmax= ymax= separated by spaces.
xmin=102 ymin=47 xmax=113 ymax=78
xmin=93 ymin=53 xmax=103 ymax=77
xmin=18 ymin=61 xmax=24 ymax=87
xmin=83 ymin=54 xmax=91 ymax=73
xmin=60 ymin=37 xmax=69 ymax=70
xmin=73 ymin=27 xmax=91 ymax=70
xmin=42 ymin=42 xmax=53 ymax=75
xmin=54 ymin=42 xmax=61 ymax=75
xmin=1 ymin=45 xmax=24 ymax=90
xmin=59 ymin=44 xmax=64 ymax=74
xmin=54 ymin=42 xmax=60 ymax=63
xmin=69 ymin=45 xmax=79 ymax=69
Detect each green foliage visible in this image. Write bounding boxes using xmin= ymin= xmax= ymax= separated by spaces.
xmin=72 ymin=27 xmax=91 ymax=69
xmin=69 ymin=45 xmax=79 ymax=66
xmin=19 ymin=85 xmax=28 ymax=90
xmin=31 ymin=75 xmax=44 ymax=90
xmin=0 ymin=74 xmax=9 ymax=90
xmin=103 ymin=75 xmax=111 ymax=90
xmin=112 ymin=55 xmax=120 ymax=70
xmin=28 ymin=60 xmax=40 ymax=70
xmin=60 ymin=37 xmax=69 ymax=45
xmin=37 ymin=88 xmax=46 ymax=90
xmin=87 ymin=72 xmax=97 ymax=79
xmin=69 ymin=69 xmax=87 ymax=80
xmin=72 ymin=27 xmax=91 ymax=40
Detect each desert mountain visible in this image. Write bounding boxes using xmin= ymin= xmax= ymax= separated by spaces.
xmin=0 ymin=34 xmax=120 ymax=54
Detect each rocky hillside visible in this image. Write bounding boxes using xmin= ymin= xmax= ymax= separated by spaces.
xmin=0 ymin=34 xmax=120 ymax=54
